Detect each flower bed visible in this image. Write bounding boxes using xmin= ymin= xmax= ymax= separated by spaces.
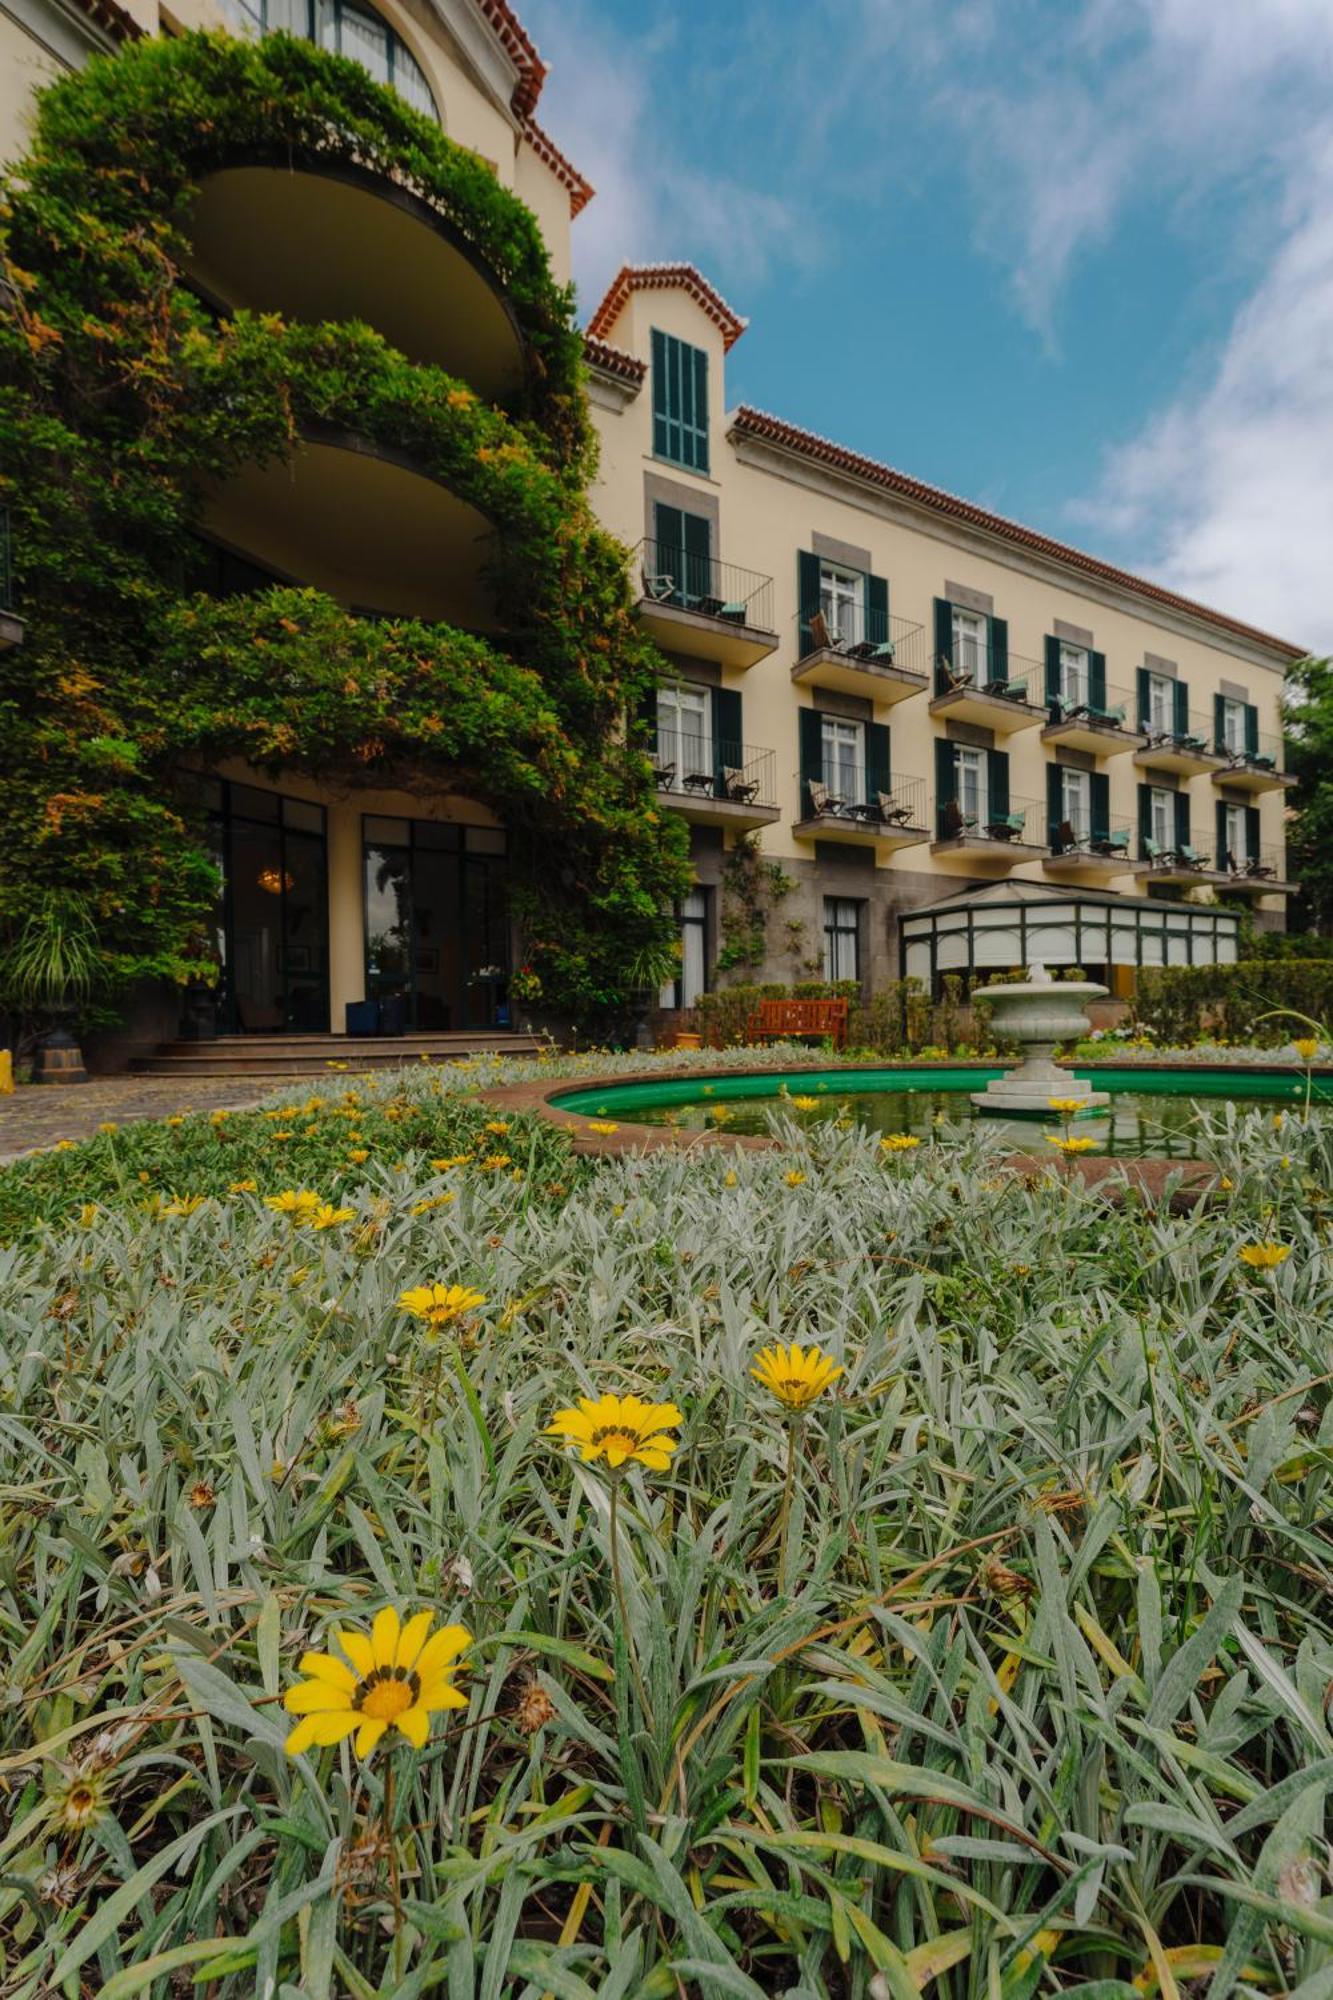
xmin=0 ymin=1061 xmax=1330 ymax=1990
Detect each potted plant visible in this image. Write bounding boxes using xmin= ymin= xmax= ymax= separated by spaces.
xmin=0 ymin=888 xmax=101 ymax=1083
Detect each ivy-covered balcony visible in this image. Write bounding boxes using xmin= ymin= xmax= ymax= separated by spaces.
xmin=199 ymin=425 xmax=499 ymax=629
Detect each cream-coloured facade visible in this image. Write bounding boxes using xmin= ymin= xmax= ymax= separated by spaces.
xmin=583 ymin=265 xmax=1301 ymax=1002
xmin=0 ymin=0 xmax=1303 ymax=1051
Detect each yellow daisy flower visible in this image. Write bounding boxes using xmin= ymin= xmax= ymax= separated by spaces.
xmin=545 ymin=1392 xmax=682 ymax=1473
xmin=77 ymin=1203 xmax=99 ymax=1227
xmin=880 ymin=1134 xmax=920 ymax=1152
xmin=784 ymin=1169 xmax=806 ymax=1187
xmin=1293 ymin=1038 xmax=1319 ymax=1062
xmin=723 ymin=1169 xmax=738 ymax=1187
xmin=229 ymin=1178 xmax=258 ymax=1195
xmin=751 ymin=1341 xmax=843 ymax=1411
xmin=478 ymin=1153 xmax=512 ymax=1170
xmin=1238 ymin=1241 xmax=1291 ymax=1269
xmin=430 ymin=1154 xmax=472 ymax=1170
xmin=484 ymin=1120 xmax=510 ymax=1136
xmin=399 ymin=1283 xmax=486 ymax=1327
xmin=97 ymin=1121 xmax=118 ymax=1135
xmin=161 ymin=1194 xmax=206 ymax=1217
xmin=411 ymin=1193 xmax=456 ymax=1215
xmin=265 ymin=1189 xmax=322 ymax=1222
xmin=52 ymin=1140 xmax=76 ymax=1153
xmin=283 ymin=1606 xmax=471 ymax=1759
xmin=1045 ymin=1135 xmax=1098 ymax=1154
xmin=347 ymin=1149 xmax=369 ymax=1165
xmin=1047 ymin=1097 xmax=1085 ymax=1115
xmin=310 ymin=1203 xmax=355 ymax=1230
xmin=585 ymin=1122 xmax=619 ymax=1136
xmin=790 ymin=1096 xmax=820 ymax=1112
xmin=165 ymin=1116 xmax=185 ymax=1129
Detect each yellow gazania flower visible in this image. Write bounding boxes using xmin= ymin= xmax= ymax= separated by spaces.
xmin=161 ymin=1194 xmax=206 ymax=1217
xmin=430 ymin=1154 xmax=472 ymax=1170
xmin=1238 ymin=1241 xmax=1291 ymax=1269
xmin=411 ymin=1193 xmax=456 ymax=1215
xmin=880 ymin=1134 xmax=920 ymax=1152
xmin=1293 ymin=1038 xmax=1319 ymax=1062
xmin=585 ymin=1122 xmax=619 ymax=1136
xmin=1274 ymin=1111 xmax=1285 ymax=1130
xmin=790 ymin=1096 xmax=820 ymax=1112
xmin=751 ymin=1341 xmax=843 ymax=1411
xmin=706 ymin=1104 xmax=733 ymax=1124
xmin=271 ymin=1131 xmax=294 ymax=1143
xmin=399 ymin=1283 xmax=486 ymax=1327
xmin=165 ymin=1115 xmax=185 ymax=1129
xmin=484 ymin=1120 xmax=510 ymax=1136
xmin=229 ymin=1178 xmax=258 ymax=1195
xmin=1047 ymin=1097 xmax=1085 ymax=1115
xmin=1045 ymin=1134 xmax=1098 ymax=1154
xmin=784 ymin=1169 xmax=806 ymax=1187
xmin=265 ymin=1189 xmax=322 ymax=1222
xmin=724 ymin=1169 xmax=738 ymax=1187
xmin=347 ymin=1149 xmax=369 ymax=1165
xmin=478 ymin=1153 xmax=512 ymax=1170
xmin=77 ymin=1203 xmax=99 ymax=1227
xmin=545 ymin=1392 xmax=682 ymax=1473
xmin=1218 ymin=1175 xmax=1234 ymax=1191
xmin=97 ymin=1121 xmax=118 ymax=1135
xmin=52 ymin=1140 xmax=76 ymax=1153
xmin=284 ymin=1606 xmax=471 ymax=1759
xmin=310 ymin=1203 xmax=355 ymax=1230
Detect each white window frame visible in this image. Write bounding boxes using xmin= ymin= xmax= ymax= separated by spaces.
xmin=1061 ymin=766 xmax=1090 ymax=838
xmin=952 ymin=607 xmax=988 ymax=679
xmin=955 ymin=745 xmax=987 ymax=826
xmin=1221 ymin=697 xmax=1246 ymax=754
xmin=1222 ymin=803 xmax=1246 ymax=866
xmin=821 ymin=714 xmax=864 ymax=803
xmin=819 ymin=563 xmax=861 ymax=648
xmin=823 ymin=897 xmax=861 ymax=983
xmin=660 ymin=887 xmax=709 ymax=1009
xmin=1059 ymin=643 xmax=1089 ymax=709
xmin=1147 ymin=672 xmax=1173 ymax=732
xmin=657 ymin=682 xmax=712 ymax=784
xmin=1150 ymin=788 xmax=1174 ymax=850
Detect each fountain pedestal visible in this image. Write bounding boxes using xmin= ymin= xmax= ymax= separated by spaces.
xmin=970 ymin=965 xmax=1110 ymax=1116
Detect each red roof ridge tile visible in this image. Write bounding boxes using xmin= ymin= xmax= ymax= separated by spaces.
xmin=475 ymin=0 xmax=546 ymax=117
xmin=583 ymin=333 xmax=646 ymax=383
xmin=587 ymin=263 xmax=748 ymax=351
xmin=519 ymin=115 xmax=593 ymax=217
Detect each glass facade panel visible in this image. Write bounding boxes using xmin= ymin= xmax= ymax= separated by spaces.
xmin=212 ymin=782 xmax=329 ymax=1031
xmin=364 ymin=816 xmax=508 ymax=1031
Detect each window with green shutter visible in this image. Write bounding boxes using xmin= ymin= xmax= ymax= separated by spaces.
xmin=651 ymin=329 xmax=709 ymax=473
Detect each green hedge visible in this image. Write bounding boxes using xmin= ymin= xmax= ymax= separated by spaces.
xmin=1133 ymin=961 xmax=1333 ymax=1044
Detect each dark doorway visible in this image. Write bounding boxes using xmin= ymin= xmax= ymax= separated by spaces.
xmin=363 ymin=816 xmax=509 ymax=1031
xmin=203 ymin=779 xmax=330 ymax=1032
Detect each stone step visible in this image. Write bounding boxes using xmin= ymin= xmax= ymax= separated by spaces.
xmin=132 ymin=1032 xmax=540 ymax=1076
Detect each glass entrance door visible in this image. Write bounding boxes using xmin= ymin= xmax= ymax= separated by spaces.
xmin=205 ymin=780 xmax=330 ymax=1032
xmin=363 ymin=817 xmax=509 ymax=1031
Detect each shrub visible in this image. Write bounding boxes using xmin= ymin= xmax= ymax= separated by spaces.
xmin=1133 ymin=960 xmax=1333 ymax=1044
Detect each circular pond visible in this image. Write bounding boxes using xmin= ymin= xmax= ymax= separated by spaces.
xmin=553 ymin=1065 xmax=1333 ymax=1159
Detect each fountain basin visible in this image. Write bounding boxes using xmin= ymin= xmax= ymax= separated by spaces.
xmin=970 ymin=974 xmax=1110 ymax=1116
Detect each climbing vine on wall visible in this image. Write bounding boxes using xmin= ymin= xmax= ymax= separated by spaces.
xmin=0 ymin=32 xmax=689 ymax=1019
xmin=715 ymin=835 xmax=795 ymax=977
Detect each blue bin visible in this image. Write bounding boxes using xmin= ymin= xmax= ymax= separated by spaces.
xmin=345 ymin=1000 xmax=379 ymax=1036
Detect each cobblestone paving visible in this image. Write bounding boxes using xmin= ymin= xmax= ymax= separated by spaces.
xmin=0 ymin=1075 xmax=292 ymax=1159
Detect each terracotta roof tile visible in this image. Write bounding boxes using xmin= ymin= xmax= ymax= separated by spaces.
xmin=69 ymin=0 xmax=142 ymax=42
xmin=729 ymin=406 xmax=1306 ymax=661
xmin=475 ymin=0 xmax=546 ymax=116
xmin=587 ymin=263 xmax=748 ymax=351
xmin=520 ymin=116 xmax=593 ymax=217
xmin=583 ymin=334 xmax=646 ymax=384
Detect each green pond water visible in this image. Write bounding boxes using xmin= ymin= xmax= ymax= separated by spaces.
xmin=554 ymin=1067 xmax=1331 ymax=1160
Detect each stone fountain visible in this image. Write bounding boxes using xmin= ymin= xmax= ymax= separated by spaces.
xmin=970 ymin=962 xmax=1110 ymax=1117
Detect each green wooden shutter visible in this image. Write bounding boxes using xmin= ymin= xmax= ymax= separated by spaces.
xmin=987 ymin=747 xmax=1009 ymax=818
xmin=1136 ymin=666 xmax=1151 ymax=730
xmin=683 ymin=510 xmax=712 ymax=604
xmin=1046 ymin=763 xmax=1064 ymax=848
xmin=1244 ymin=702 xmax=1259 ymax=757
xmin=1090 ymin=771 xmax=1110 ymax=842
xmin=1046 ymin=637 xmax=1063 ymax=709
xmin=799 ymin=707 xmax=824 ymax=811
xmin=1138 ymin=783 xmax=1153 ymax=856
xmin=798 ymin=551 xmax=822 ymax=656
xmin=712 ymin=687 xmax=742 ymax=790
xmin=692 ymin=345 xmax=709 ymax=473
xmin=865 ymin=572 xmax=889 ymax=648
xmin=866 ymin=721 xmax=890 ymax=800
xmin=1173 ymin=680 xmax=1189 ymax=737
xmin=651 ymin=328 xmax=668 ymax=459
xmin=1245 ymin=804 xmax=1261 ymax=863
xmin=935 ymin=739 xmax=956 ymax=836
xmin=1175 ymin=792 xmax=1191 ymax=853
xmin=988 ymin=617 xmax=1009 ymax=685
xmin=1215 ymin=801 xmax=1229 ymax=869
xmin=1089 ymin=650 xmax=1107 ymax=710
xmin=1213 ymin=693 xmax=1226 ymax=753
xmin=933 ymin=598 xmax=953 ymax=691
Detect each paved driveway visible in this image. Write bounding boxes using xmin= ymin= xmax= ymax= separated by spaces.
xmin=0 ymin=1075 xmax=290 ymax=1159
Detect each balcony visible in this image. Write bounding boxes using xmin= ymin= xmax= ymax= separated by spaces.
xmin=199 ymin=425 xmax=498 ymax=628
xmin=790 ymin=607 xmax=930 ymax=705
xmin=1133 ymin=713 xmax=1227 ymax=778
xmin=0 ymin=509 xmax=21 ymax=651
xmin=1041 ymin=681 xmax=1147 ymax=757
xmin=1043 ymin=816 xmax=1136 ymax=883
xmin=187 ymin=160 xmax=527 ymax=403
xmin=1133 ymin=843 xmax=1231 ymax=890
xmin=793 ymin=771 xmax=930 ymax=854
xmin=633 ymin=540 xmax=777 ymax=670
xmin=931 ymin=796 xmax=1048 ymax=873
xmin=1214 ymin=848 xmax=1299 ymax=896
xmin=929 ymin=654 xmax=1046 ymax=734
xmin=1209 ymin=731 xmax=1294 ymax=795
xmin=650 ymin=732 xmax=779 ymax=832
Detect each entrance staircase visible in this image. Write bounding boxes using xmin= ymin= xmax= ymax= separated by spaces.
xmin=132 ymin=1030 xmax=543 ymax=1078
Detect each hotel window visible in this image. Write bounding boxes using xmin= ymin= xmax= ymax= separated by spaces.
xmin=823 ymin=897 xmax=861 ymax=983
xmin=955 ymin=744 xmax=988 ymax=826
xmin=952 ymin=607 xmax=987 ymax=678
xmin=1059 ymin=642 xmax=1089 ymax=709
xmin=821 ymin=715 xmax=863 ymax=802
xmin=819 ymin=562 xmax=861 ymax=647
xmin=660 ymin=888 xmax=709 ymax=1009
xmin=1149 ymin=787 xmax=1174 ymax=850
xmin=1221 ymin=802 xmax=1247 ymax=867
xmin=1219 ymin=696 xmax=1247 ymax=754
xmin=1146 ymin=672 xmax=1174 ymax=732
xmin=656 ymin=682 xmax=711 ymax=782
xmin=651 ymin=329 xmax=709 ymax=473
xmin=1061 ymin=766 xmax=1090 ymax=839
xmin=314 ymin=0 xmax=438 ymax=117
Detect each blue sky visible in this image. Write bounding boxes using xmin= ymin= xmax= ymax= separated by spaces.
xmin=521 ymin=0 xmax=1333 ymax=651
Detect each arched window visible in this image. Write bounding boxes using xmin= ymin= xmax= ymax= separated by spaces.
xmin=226 ymin=0 xmax=440 ymax=123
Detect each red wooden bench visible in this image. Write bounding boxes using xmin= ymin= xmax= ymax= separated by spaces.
xmin=745 ymin=998 xmax=848 ymax=1049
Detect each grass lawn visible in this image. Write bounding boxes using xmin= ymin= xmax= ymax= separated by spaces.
xmin=0 ymin=1055 xmax=1330 ymax=1997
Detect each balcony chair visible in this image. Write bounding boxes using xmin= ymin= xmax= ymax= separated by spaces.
xmin=1094 ymin=702 xmax=1128 ymax=727
xmin=877 ymin=791 xmax=916 ymax=827
xmin=1055 ymin=818 xmax=1085 ymax=854
xmin=806 ymin=779 xmax=846 ymax=819
xmin=939 ymin=798 xmax=977 ymax=839
xmin=847 ymin=635 xmax=897 ymax=665
xmin=986 ymin=677 xmax=1030 ymax=702
xmin=721 ymin=766 xmax=761 ymax=805
xmin=806 ymin=609 xmax=834 ymax=654
xmin=641 ymin=566 xmax=676 ymax=602
xmin=1089 ymin=827 xmax=1131 ymax=858
xmin=936 ymin=659 xmax=975 ymax=694
xmin=1246 ymin=855 xmax=1277 ymax=880
xmin=1177 ymin=844 xmax=1204 ymax=870
xmin=650 ymin=758 xmax=676 ymax=791
xmin=985 ymin=810 xmax=1028 ymax=841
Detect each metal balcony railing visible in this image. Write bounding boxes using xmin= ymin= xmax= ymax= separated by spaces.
xmin=1137 ymin=838 xmax=1215 ymax=872
xmin=799 ymin=769 xmax=928 ymax=829
xmin=650 ymin=730 xmax=777 ymax=810
xmin=933 ymin=648 xmax=1044 ymax=706
xmin=794 ymin=605 xmax=930 ymax=675
xmin=635 ymin=539 xmax=774 ymax=634
xmin=1211 ymin=727 xmax=1285 ymax=776
xmin=1046 ymin=678 xmax=1140 ymax=731
xmin=1216 ymin=845 xmax=1291 ymax=884
xmin=1047 ymin=812 xmax=1135 ymax=859
xmin=936 ymin=794 xmax=1046 ymax=847
xmin=1135 ymin=709 xmax=1220 ymax=758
